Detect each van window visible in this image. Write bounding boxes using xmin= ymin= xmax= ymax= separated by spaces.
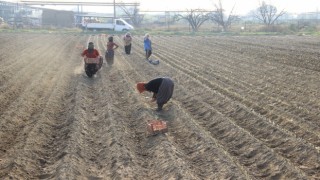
xmin=116 ymin=20 xmax=125 ymax=25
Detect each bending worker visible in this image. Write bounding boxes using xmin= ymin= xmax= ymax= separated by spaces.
xmin=137 ymin=77 xmax=174 ymax=111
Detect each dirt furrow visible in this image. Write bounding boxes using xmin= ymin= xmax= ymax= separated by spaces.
xmin=160 ymin=60 xmax=310 ymax=178
xmin=0 ymin=34 xmax=59 ymax=86
xmin=0 ymin=34 xmax=81 ymax=179
xmin=153 ymin=36 xmax=320 ymax=147
xmin=101 ymin=35 xmax=201 ymax=179
xmin=0 ymin=35 xmax=65 ymax=116
xmin=155 ymin=36 xmax=320 ymax=114
xmin=113 ymin=36 xmax=252 ymax=179
xmin=0 ymin=34 xmax=76 ymax=156
xmin=38 ymin=35 xmax=112 ymax=179
xmin=144 ymin=42 xmax=318 ymax=178
xmin=1 ymin=33 xmax=319 ymax=179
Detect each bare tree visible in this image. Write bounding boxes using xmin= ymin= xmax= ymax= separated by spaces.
xmin=253 ymin=1 xmax=285 ymax=27
xmin=118 ymin=1 xmax=144 ymax=27
xmin=175 ymin=9 xmax=210 ymax=32
xmin=209 ymin=0 xmax=239 ymax=32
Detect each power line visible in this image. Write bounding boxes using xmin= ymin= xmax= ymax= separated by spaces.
xmin=20 ymin=1 xmax=139 ymax=6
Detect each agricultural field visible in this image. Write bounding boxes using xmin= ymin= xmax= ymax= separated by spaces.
xmin=0 ymin=32 xmax=319 ymax=179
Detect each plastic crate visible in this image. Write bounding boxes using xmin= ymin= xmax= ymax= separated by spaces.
xmin=84 ymin=57 xmax=100 ymax=64
xmin=147 ymin=120 xmax=168 ymax=135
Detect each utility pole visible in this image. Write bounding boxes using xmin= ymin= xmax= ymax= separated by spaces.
xmin=165 ymin=11 xmax=170 ymax=30
xmin=114 ymin=0 xmax=116 ymax=20
xmin=317 ymin=8 xmax=319 ymax=25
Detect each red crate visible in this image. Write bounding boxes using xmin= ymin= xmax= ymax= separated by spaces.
xmin=147 ymin=120 xmax=168 ymax=135
xmin=84 ymin=57 xmax=99 ymax=64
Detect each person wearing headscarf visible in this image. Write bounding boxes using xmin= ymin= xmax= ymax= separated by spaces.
xmin=81 ymin=42 xmax=100 ymax=58
xmin=143 ymin=33 xmax=152 ymax=60
xmin=137 ymin=77 xmax=174 ymax=111
xmin=81 ymin=42 xmax=103 ymax=70
xmin=123 ymin=32 xmax=132 ymax=55
xmin=105 ymin=36 xmax=119 ymax=65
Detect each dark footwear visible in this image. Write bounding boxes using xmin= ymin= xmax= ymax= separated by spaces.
xmin=156 ymin=103 xmax=163 ymax=111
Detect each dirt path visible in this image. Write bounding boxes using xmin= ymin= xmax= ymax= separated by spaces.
xmin=0 ymin=33 xmax=319 ymax=179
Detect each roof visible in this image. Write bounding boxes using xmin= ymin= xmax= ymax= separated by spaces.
xmin=74 ymin=13 xmax=114 ymax=18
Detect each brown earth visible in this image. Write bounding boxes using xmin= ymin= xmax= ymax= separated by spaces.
xmin=0 ymin=32 xmax=319 ymax=179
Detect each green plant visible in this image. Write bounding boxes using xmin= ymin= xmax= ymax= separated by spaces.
xmin=289 ymin=24 xmax=298 ymax=32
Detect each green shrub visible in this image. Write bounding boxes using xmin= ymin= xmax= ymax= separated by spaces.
xmin=289 ymin=24 xmax=299 ymax=32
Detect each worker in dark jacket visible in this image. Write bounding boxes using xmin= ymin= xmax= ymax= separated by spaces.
xmin=137 ymin=77 xmax=174 ymax=111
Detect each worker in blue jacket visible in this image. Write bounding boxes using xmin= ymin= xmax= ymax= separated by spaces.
xmin=143 ymin=33 xmax=152 ymax=60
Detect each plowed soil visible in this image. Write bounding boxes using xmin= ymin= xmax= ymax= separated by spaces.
xmin=0 ymin=33 xmax=319 ymax=179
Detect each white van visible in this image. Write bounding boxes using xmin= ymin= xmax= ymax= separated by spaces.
xmin=82 ymin=18 xmax=134 ymax=31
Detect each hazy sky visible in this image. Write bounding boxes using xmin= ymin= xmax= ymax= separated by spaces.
xmin=11 ymin=0 xmax=320 ymax=15
xmin=140 ymin=0 xmax=319 ymax=14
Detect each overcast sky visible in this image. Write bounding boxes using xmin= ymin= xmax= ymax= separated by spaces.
xmin=140 ymin=0 xmax=319 ymax=14
xmin=10 ymin=0 xmax=320 ymax=15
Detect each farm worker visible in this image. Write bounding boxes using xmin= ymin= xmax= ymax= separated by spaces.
xmin=123 ymin=32 xmax=132 ymax=55
xmin=105 ymin=36 xmax=119 ymax=65
xmin=143 ymin=33 xmax=152 ymax=60
xmin=81 ymin=42 xmax=100 ymax=58
xmin=81 ymin=42 xmax=103 ymax=70
xmin=137 ymin=77 xmax=174 ymax=111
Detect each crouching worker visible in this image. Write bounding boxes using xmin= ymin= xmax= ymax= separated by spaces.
xmin=137 ymin=77 xmax=174 ymax=111
xmin=81 ymin=42 xmax=103 ymax=70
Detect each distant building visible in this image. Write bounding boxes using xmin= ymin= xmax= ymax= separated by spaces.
xmin=42 ymin=9 xmax=74 ymax=27
xmin=0 ymin=1 xmax=74 ymax=28
xmin=0 ymin=1 xmax=16 ymax=21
